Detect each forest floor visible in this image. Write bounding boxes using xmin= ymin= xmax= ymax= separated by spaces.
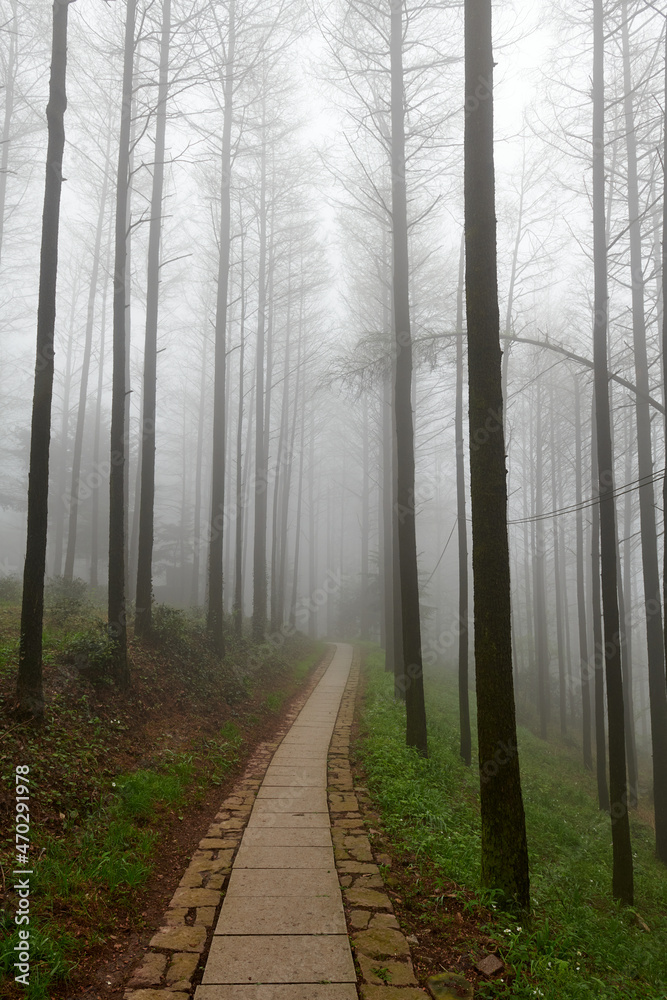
xmin=355 ymin=646 xmax=667 ymax=1000
xmin=0 ymin=588 xmax=325 ymax=1000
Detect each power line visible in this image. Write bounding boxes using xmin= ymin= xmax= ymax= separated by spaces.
xmin=508 ymin=469 xmax=664 ymax=526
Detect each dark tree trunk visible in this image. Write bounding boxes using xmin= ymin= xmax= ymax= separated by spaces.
xmin=550 ymin=390 xmax=567 ymax=736
xmin=17 ymin=0 xmax=71 ymax=719
xmin=533 ymin=385 xmax=550 ymax=738
xmin=108 ymin=0 xmax=137 ymax=688
xmin=135 ymin=0 xmax=171 ymax=638
xmin=289 ymin=366 xmax=306 ymax=630
xmin=592 ymin=0 xmax=633 ymax=903
xmin=619 ymin=0 xmax=658 ymax=821
xmin=207 ymin=0 xmax=236 ymax=656
xmin=658 ymin=6 xmax=667 ymax=865
xmin=381 ymin=371 xmax=394 ymax=670
xmin=464 ymin=0 xmax=529 ymax=911
xmin=277 ymin=303 xmax=302 ymax=629
xmin=191 ymin=329 xmax=207 ymax=607
xmin=308 ymin=406 xmax=317 ymax=638
xmin=270 ymin=269 xmax=293 ymax=631
xmin=360 ymin=394 xmax=370 ymax=640
xmin=91 ymin=243 xmax=110 ymax=590
xmin=455 ymin=230 xmax=471 ymax=765
xmin=591 ymin=411 xmax=610 ymax=810
xmin=252 ymin=133 xmax=268 ymax=642
xmin=233 ymin=238 xmax=246 ymax=637
xmin=574 ymin=379 xmax=593 ymax=770
xmin=390 ymin=0 xmax=427 ymax=755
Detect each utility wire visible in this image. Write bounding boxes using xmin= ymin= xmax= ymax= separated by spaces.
xmin=507 ymin=469 xmax=664 ymax=525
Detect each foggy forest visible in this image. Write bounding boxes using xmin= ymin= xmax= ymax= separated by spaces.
xmin=1 ymin=0 xmax=667 ymax=998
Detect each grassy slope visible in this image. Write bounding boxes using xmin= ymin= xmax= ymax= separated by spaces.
xmin=358 ymin=648 xmax=667 ymax=1000
xmin=0 ymin=594 xmax=324 ymax=999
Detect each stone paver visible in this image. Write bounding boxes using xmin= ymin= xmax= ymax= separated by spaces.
xmin=215 ymin=895 xmax=347 ymax=935
xmin=225 ymin=866 xmax=339 ymax=896
xmin=240 ymin=826 xmax=332 ymax=847
xmin=233 ymin=845 xmax=335 ymax=868
xmin=202 ymin=934 xmax=355 ymax=984
xmin=195 ymin=987 xmax=358 ymax=999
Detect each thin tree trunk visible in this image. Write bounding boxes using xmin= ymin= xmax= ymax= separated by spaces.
xmin=534 ymin=385 xmax=550 ymax=738
xmin=241 ymin=375 xmax=255 ymax=617
xmin=658 ymin=10 xmax=667 ymax=864
xmin=591 ymin=410 xmax=610 ymax=810
xmin=270 ymin=267 xmax=292 ymax=631
xmin=277 ymin=300 xmax=302 ymax=629
xmin=91 ymin=240 xmax=111 ymax=590
xmin=289 ymin=368 xmax=306 ymax=629
xmin=108 ymin=0 xmax=137 ymax=687
xmin=391 ymin=0 xmax=427 ymax=755
xmin=252 ymin=129 xmax=268 ymax=642
xmin=64 ymin=147 xmax=111 ymax=582
xmin=135 ymin=0 xmax=171 ymax=637
xmin=17 ymin=0 xmax=71 ymax=719
xmin=382 ymin=370 xmax=395 ymax=672
xmin=191 ymin=329 xmax=207 ymax=607
xmin=52 ymin=284 xmax=77 ymax=577
xmin=574 ymin=379 xmax=593 ymax=770
xmin=360 ymin=394 xmax=370 ymax=640
xmin=233 ymin=234 xmax=246 ymax=636
xmin=308 ymin=406 xmax=317 ymax=638
xmin=207 ymin=0 xmax=235 ymax=656
xmin=455 ymin=230 xmax=471 ymax=765
xmin=621 ymin=408 xmax=638 ymax=806
xmin=550 ymin=391 xmax=567 ymax=736
xmin=464 ymin=0 xmax=529 ymax=911
xmin=592 ymin=0 xmax=633 ymax=903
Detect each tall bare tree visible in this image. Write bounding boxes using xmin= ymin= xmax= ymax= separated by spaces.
xmin=17 ymin=0 xmax=72 ymax=718
xmin=464 ymin=0 xmax=529 ymax=911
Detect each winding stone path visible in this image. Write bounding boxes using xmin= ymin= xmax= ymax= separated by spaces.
xmin=195 ymin=643 xmax=357 ymax=1000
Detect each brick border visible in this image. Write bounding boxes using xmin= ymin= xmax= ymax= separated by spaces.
xmin=328 ymin=648 xmax=428 ymax=1000
xmin=123 ymin=644 xmax=336 ymax=999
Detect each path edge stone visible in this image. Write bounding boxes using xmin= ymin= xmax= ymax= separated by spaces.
xmin=328 ymin=647 xmax=428 ymax=998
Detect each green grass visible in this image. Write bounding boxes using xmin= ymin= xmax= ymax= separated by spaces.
xmin=359 ymin=649 xmax=667 ymax=1000
xmin=0 ymin=754 xmax=193 ymax=997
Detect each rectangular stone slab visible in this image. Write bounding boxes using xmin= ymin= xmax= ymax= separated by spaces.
xmin=195 ymin=985 xmax=358 ymax=999
xmin=233 ymin=845 xmax=335 ymax=869
xmin=269 ymin=755 xmax=328 ymax=767
xmin=277 ymin=736 xmax=332 ymax=746
xmin=225 ymin=867 xmax=339 ymax=898
xmin=255 ymin=786 xmax=328 ymax=806
xmin=214 ymin=895 xmax=346 ymax=935
xmin=241 ymin=827 xmax=332 ymax=847
xmin=261 ymin=773 xmax=324 ymax=787
xmin=202 ymin=935 xmax=355 ymax=984
xmin=246 ymin=811 xmax=331 ymax=829
xmin=251 ymin=792 xmax=328 ymax=813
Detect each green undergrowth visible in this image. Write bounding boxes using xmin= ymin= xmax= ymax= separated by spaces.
xmin=358 ymin=648 xmax=667 ymax=1000
xmin=0 ymin=600 xmax=325 ymax=1000
xmin=0 ymin=731 xmax=242 ymax=999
